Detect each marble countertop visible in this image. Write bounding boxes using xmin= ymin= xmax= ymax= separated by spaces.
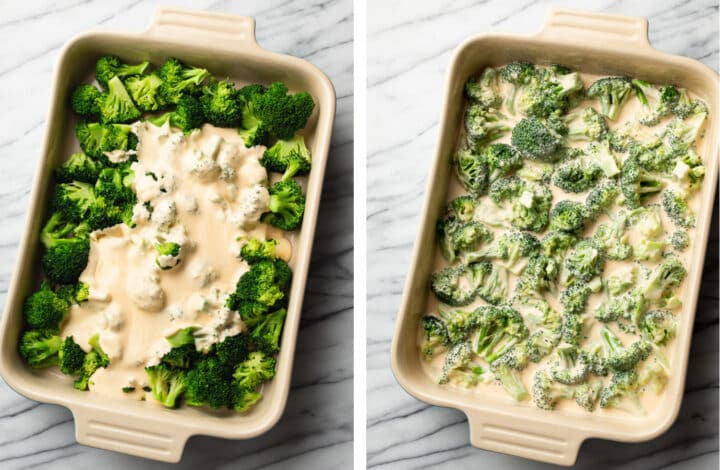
xmin=0 ymin=0 xmax=353 ymax=468
xmin=367 ymin=1 xmax=718 ymax=469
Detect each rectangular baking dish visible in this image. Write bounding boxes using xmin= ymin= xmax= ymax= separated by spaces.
xmin=0 ymin=7 xmax=335 ymax=463
xmin=391 ymin=7 xmax=719 ymax=466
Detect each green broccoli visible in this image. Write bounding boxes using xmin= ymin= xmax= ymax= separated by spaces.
xmin=237 ymin=84 xmax=270 ymax=147
xmin=55 ymin=152 xmax=102 ymax=184
xmin=600 ymin=326 xmax=652 ymax=372
xmin=261 ymin=180 xmax=306 ymax=231
xmin=74 ymin=334 xmax=110 ymax=390
xmin=22 ymin=282 xmax=69 ymax=330
xmin=662 ymin=189 xmax=695 ymax=228
xmin=430 ymin=264 xmax=478 ymax=307
xmin=453 ymin=147 xmax=488 ymax=195
xmin=511 ymin=118 xmax=560 ymax=160
xmin=254 ymin=82 xmax=315 ymax=140
xmin=669 ymin=230 xmax=689 ymax=251
xmin=260 ymin=134 xmax=312 ymax=181
xmin=665 ymin=102 xmax=708 ymax=151
xmin=585 ymin=180 xmax=619 ymax=219
xmin=200 ymin=79 xmax=243 ymax=127
xmin=640 ymin=309 xmax=676 ymax=346
xmin=642 ymin=257 xmax=686 ymax=305
xmin=75 ymin=121 xmax=135 ymax=160
xmin=619 ymin=157 xmax=664 ymax=209
xmin=233 ymin=351 xmax=276 ymax=390
xmin=499 ymin=62 xmax=537 ymax=113
xmin=148 ymin=94 xmax=205 ymax=133
xmin=39 ymin=214 xmax=90 ymax=285
xmin=235 ymin=259 xmax=292 ymax=309
xmin=559 ymin=284 xmax=592 ymax=315
xmin=240 ymin=238 xmax=278 ymax=263
xmin=671 ymin=148 xmax=705 ymax=193
xmin=18 ymin=329 xmax=62 ymax=368
xmin=553 ymin=160 xmax=603 ymax=193
xmin=437 ymin=219 xmax=493 ymax=263
xmin=548 ymin=345 xmax=589 ymax=385
xmin=560 ymin=313 xmax=585 ymax=347
xmin=56 ymin=282 xmax=90 ymax=305
xmin=491 ymin=355 xmax=529 ymax=401
xmin=474 ymin=306 xmax=528 ymax=363
xmin=161 ymin=327 xmax=199 ymax=369
xmin=565 ymin=107 xmax=608 ymax=141
xmin=420 ymin=316 xmax=450 ymax=359
xmin=155 ymin=241 xmax=181 ymax=270
xmin=124 ymin=73 xmax=166 ymax=112
xmin=587 ymin=140 xmax=621 ymax=178
xmin=464 ymin=104 xmax=512 ymax=147
xmin=145 ymin=364 xmax=188 ymax=408
xmin=59 ymin=336 xmax=87 ymax=375
xmin=95 ymin=55 xmax=149 ymax=89
xmin=593 ymin=212 xmax=632 ymax=261
xmin=96 ymin=76 xmax=141 ymax=124
xmin=587 ymin=77 xmax=633 ymax=120
xmin=548 ymin=200 xmax=587 ymax=233
xmin=232 ymin=388 xmax=263 ymax=413
xmin=157 ymin=57 xmax=210 ymax=104
xmin=251 ymin=308 xmax=287 ymax=353
xmin=594 ymin=289 xmax=645 ymax=327
xmin=465 ymin=68 xmax=502 ymax=108
xmin=94 ymin=166 xmax=135 ymax=207
xmin=185 ymin=357 xmax=233 ymax=408
xmin=562 ymin=238 xmax=605 ymax=286
xmin=476 ymin=230 xmax=540 ymax=274
xmin=71 ymin=84 xmax=103 ymax=117
xmin=515 ymin=65 xmax=583 ymax=118
xmin=631 ymin=80 xmax=679 ymax=126
xmin=531 ymin=369 xmax=596 ymax=410
xmin=599 ymin=370 xmax=639 ymax=409
xmin=471 ymin=260 xmax=508 ymax=305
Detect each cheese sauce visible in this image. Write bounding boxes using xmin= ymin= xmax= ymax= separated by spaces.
xmin=63 ymin=122 xmax=291 ymax=399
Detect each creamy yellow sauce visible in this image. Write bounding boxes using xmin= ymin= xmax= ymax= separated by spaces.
xmin=420 ymin=70 xmax=707 ymax=416
xmin=62 ymin=122 xmax=290 ymax=400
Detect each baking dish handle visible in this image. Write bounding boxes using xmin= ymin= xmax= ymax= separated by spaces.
xmin=537 ymin=7 xmax=652 ymax=50
xmin=466 ymin=410 xmax=583 ymax=466
xmin=143 ymin=7 xmax=259 ymax=49
xmin=72 ymin=407 xmax=191 ymax=462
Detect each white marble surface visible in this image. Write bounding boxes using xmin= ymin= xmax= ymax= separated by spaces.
xmin=0 ymin=0 xmax=353 ymax=468
xmin=367 ymin=0 xmax=718 ymax=468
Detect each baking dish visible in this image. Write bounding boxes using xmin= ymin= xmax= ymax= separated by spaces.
xmin=0 ymin=7 xmax=335 ymax=463
xmin=390 ymin=7 xmax=718 ymax=466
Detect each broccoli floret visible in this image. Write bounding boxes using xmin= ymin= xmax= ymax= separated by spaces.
xmin=148 ymin=94 xmax=205 ymax=133
xmin=443 ymin=221 xmax=494 ymax=263
xmin=261 ymin=180 xmax=306 ymax=231
xmin=639 ymin=360 xmax=669 ymax=395
xmin=74 ymin=334 xmax=110 ymax=390
xmin=95 ymin=55 xmax=149 ymax=89
xmin=233 ymin=351 xmax=276 ymax=390
xmin=553 ymin=160 xmax=603 ymax=193
xmin=662 ymin=189 xmax=695 ymax=228
xmin=465 ymin=68 xmax=502 ymax=108
xmin=665 ymin=103 xmax=708 ymax=151
xmin=235 ymin=259 xmax=291 ymax=309
xmin=642 ymin=257 xmax=686 ymax=305
xmin=155 ymin=241 xmax=181 ymax=270
xmin=526 ymin=324 xmax=562 ymax=363
xmin=453 ymin=147 xmax=488 ymax=195
xmin=565 ymin=107 xmax=608 ymax=141
xmin=488 ymin=175 xmax=525 ymax=204
xmin=631 ymin=143 xmax=676 ymax=174
xmin=477 ymin=231 xmax=540 ymax=274
xmin=640 ymin=309 xmax=676 ymax=346
xmin=474 ymin=306 xmax=528 ymax=363
xmin=605 ymin=266 xmax=638 ymax=296
xmin=511 ymin=118 xmax=560 ymax=160
xmin=240 ymin=238 xmax=277 ymax=263
xmin=516 ymin=66 xmax=583 ymax=118
xmin=671 ymin=148 xmax=705 ymax=193
xmin=587 ymin=77 xmax=633 ymax=120
xmin=494 ymin=178 xmax=553 ymax=232
xmin=585 ymin=180 xmax=619 ymax=219
xmin=94 ymin=166 xmax=135 ymax=206
xmin=420 ymin=316 xmax=450 ymax=359
xmin=631 ymin=80 xmax=679 ymax=126
xmin=548 ymin=345 xmax=589 ymax=385
xmin=200 ymin=79 xmax=243 ymax=127
xmin=600 ymin=326 xmax=652 ymax=372
xmin=446 ymin=196 xmax=478 ymax=223
xmin=599 ymin=370 xmax=639 ymax=408
xmin=71 ymin=84 xmax=103 ymax=117
xmin=669 ymin=230 xmax=689 ymax=251
xmin=86 ymin=198 xmax=130 ymax=231
xmin=145 ymin=364 xmax=188 ymax=408
xmin=560 ymin=312 xmax=585 ymax=347
xmin=124 ymin=73 xmax=166 ymax=112
xmin=436 ymin=307 xmax=480 ymax=344
xmin=55 ymin=152 xmax=102 ymax=184
xmin=549 ymin=200 xmax=587 ymax=233
xmin=253 ymin=82 xmax=315 ymax=140
xmin=594 ymin=289 xmax=645 ymax=328
xmin=464 ymin=104 xmax=512 ymax=147
xmin=96 ymin=76 xmax=141 ymax=124
xmin=231 ymin=387 xmax=263 ymax=413
xmin=626 ymin=206 xmax=665 ymax=262
xmin=40 ymin=215 xmax=90 ymax=285
xmin=517 ymin=160 xmax=554 ymax=183
xmin=75 ymin=121 xmax=135 ymax=159
xmin=593 ymin=212 xmax=632 ymax=261
xmin=472 ymin=261 xmax=509 ymax=305
xmin=559 ymin=284 xmax=592 ymax=315
xmin=619 ymin=157 xmax=664 ymax=209
xmin=430 ymin=264 xmax=478 ymax=307
xmin=438 ymin=341 xmax=475 ymax=385
xmin=22 ymin=282 xmax=69 ymax=330
xmin=157 ymin=57 xmax=210 ymax=104
xmin=160 ymin=327 xmax=199 ymax=369
xmin=56 ymin=282 xmax=90 ymax=305
xmin=541 ymin=230 xmax=578 ymax=258
xmin=532 ymin=369 xmax=577 ymax=410
xmin=251 ymin=308 xmax=287 ymax=353
xmin=53 ymin=181 xmax=99 ymax=223
xmin=59 ymin=336 xmax=87 ymax=375
xmin=237 ymin=84 xmax=270 ymax=147
xmin=562 ymin=238 xmax=605 ymax=286
xmin=185 ymin=357 xmax=233 ymax=408
xmin=483 ymin=143 xmax=523 ymax=181
xmin=499 ymin=62 xmax=537 ymax=113
xmin=490 ymin=358 xmax=529 ymax=401
xmin=18 ymin=329 xmax=62 ymax=368
xmin=587 ymin=140 xmax=620 ymax=178
xmin=260 ymin=135 xmax=312 ymax=181
xmin=517 ymin=255 xmax=559 ymax=294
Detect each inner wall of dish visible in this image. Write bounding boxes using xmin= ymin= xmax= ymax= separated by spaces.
xmin=5 ymin=33 xmax=330 ymax=431
xmin=396 ymin=36 xmax=718 ymax=433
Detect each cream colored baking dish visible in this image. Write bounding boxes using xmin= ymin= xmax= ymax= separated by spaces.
xmin=0 ymin=7 xmax=335 ymax=463
xmin=391 ymin=8 xmax=719 ymax=466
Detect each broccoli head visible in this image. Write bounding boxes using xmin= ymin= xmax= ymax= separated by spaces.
xmin=55 ymin=152 xmax=102 ymax=184
xmin=59 ymin=336 xmax=87 ymax=375
xmin=95 ymin=55 xmax=149 ymax=89
xmin=465 ymin=68 xmax=502 ymax=108
xmin=671 ymin=148 xmax=705 ymax=193
xmin=474 ymin=306 xmax=528 ymax=363
xmin=477 ymin=230 xmax=540 ymax=274
xmin=421 ymin=315 xmax=450 ymax=360
xmin=491 ymin=356 xmax=529 ymax=401
xmin=669 ymin=230 xmax=689 ymax=251
xmin=254 ymin=82 xmax=315 ymax=140
xmin=237 ymin=84 xmax=270 ymax=147
xmin=155 ymin=241 xmax=181 ymax=270
xmin=600 ymin=326 xmax=652 ymax=372
xmin=235 ymin=259 xmax=292 ymax=309
xmin=593 ymin=212 xmax=632 ymax=261
xmin=552 ymin=160 xmax=604 ymax=193
xmin=233 ymin=351 xmax=277 ymax=390
xmin=18 ymin=329 xmax=62 ymax=368
xmin=665 ymin=102 xmax=708 ymax=151
xmin=562 ymin=238 xmax=605 ymax=286
xmin=453 ymin=147 xmax=488 ymax=195
xmin=260 ymin=134 xmax=312 ymax=181
xmin=157 ymin=57 xmax=210 ymax=104
xmin=631 ymin=80 xmax=679 ymax=126
xmin=662 ymin=189 xmax=695 ymax=228
xmin=587 ymin=77 xmax=633 ymax=120
xmin=185 ymin=357 xmax=233 ymax=408
xmin=585 ymin=179 xmax=619 ymax=219
xmin=200 ymin=79 xmax=243 ymax=127
xmin=231 ymin=388 xmax=263 ymax=413
xmin=40 ymin=220 xmax=90 ymax=285
xmin=71 ymin=84 xmax=102 ymax=117
xmin=124 ymin=73 xmax=166 ymax=112
xmin=430 ymin=264 xmax=478 ymax=307
xmin=498 ymin=62 xmax=537 ymax=113
xmin=549 ymin=200 xmax=587 ymax=233
xmin=619 ymin=157 xmax=664 ymax=209
xmin=261 ymin=180 xmax=306 ymax=231
xmin=97 ymin=76 xmax=141 ymax=124
xmin=251 ymin=308 xmax=287 ymax=353
xmin=516 ymin=65 xmax=583 ymax=118
xmin=559 ymin=284 xmax=592 ymax=315
xmin=511 ymin=118 xmax=560 ymax=160
xmin=240 ymin=238 xmax=278 ymax=263
xmin=76 ymin=121 xmax=135 ymax=160
xmin=642 ymin=257 xmax=686 ymax=305
xmin=149 ymin=94 xmax=205 ymax=133
xmin=640 ymin=309 xmax=676 ymax=346
xmin=74 ymin=334 xmax=110 ymax=390
xmin=565 ymin=107 xmax=608 ymax=141
xmin=464 ymin=104 xmax=512 ymax=147
xmin=594 ymin=288 xmax=645 ymax=327
xmin=145 ymin=364 xmax=188 ymax=408
xmin=599 ymin=370 xmax=639 ymax=409
xmin=23 ymin=282 xmax=70 ymax=330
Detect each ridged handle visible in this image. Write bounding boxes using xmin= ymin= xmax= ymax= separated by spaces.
xmin=538 ymin=7 xmax=651 ymax=49
xmin=144 ymin=7 xmax=259 ymax=49
xmin=73 ymin=407 xmax=190 ymax=462
xmin=466 ymin=410 xmax=583 ymax=466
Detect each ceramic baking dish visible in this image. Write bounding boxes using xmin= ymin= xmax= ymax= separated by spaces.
xmin=391 ymin=7 xmax=719 ymax=466
xmin=0 ymin=7 xmax=335 ymax=463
